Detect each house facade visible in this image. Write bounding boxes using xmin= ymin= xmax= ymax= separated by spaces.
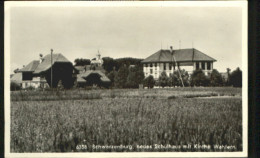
xmin=19 ymin=53 xmax=75 ymax=89
xmin=141 ymin=47 xmax=216 ymax=80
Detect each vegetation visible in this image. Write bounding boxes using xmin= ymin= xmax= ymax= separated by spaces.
xmin=114 ymin=65 xmax=129 ymax=88
xmin=10 ymin=82 xmax=21 ymax=91
xmin=126 ymin=66 xmax=144 ymax=88
xmin=11 ymin=88 xmax=242 ymax=152
xmin=143 ymin=75 xmax=155 ymax=89
xmin=190 ymin=69 xmax=210 ymax=87
xmin=168 ymin=70 xmax=189 ymax=87
xmin=74 ymin=58 xmax=91 ymax=66
xmin=158 ymin=71 xmax=169 ymax=88
xmin=229 ymin=68 xmax=242 ymax=87
xmin=209 ymin=69 xmax=224 ymax=87
xmin=102 ymin=57 xmax=143 ymax=73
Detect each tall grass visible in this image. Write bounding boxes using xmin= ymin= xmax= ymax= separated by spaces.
xmin=11 ymin=87 xmax=241 ymax=101
xmin=11 ymin=96 xmax=242 ymax=152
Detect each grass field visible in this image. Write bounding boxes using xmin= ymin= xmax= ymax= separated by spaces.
xmin=10 ymin=87 xmax=242 ymax=152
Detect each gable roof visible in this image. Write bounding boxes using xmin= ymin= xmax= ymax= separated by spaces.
xmin=34 ymin=53 xmax=71 ymax=74
xmin=78 ymin=70 xmax=110 ymax=82
xmin=141 ymin=48 xmax=216 ymax=63
xmin=19 ymin=53 xmax=72 ymax=74
xmin=11 ymin=73 xmax=23 ymax=84
xmin=19 ymin=60 xmax=40 ymax=72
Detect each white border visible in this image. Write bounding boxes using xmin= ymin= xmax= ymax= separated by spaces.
xmin=4 ymin=1 xmax=248 ymax=158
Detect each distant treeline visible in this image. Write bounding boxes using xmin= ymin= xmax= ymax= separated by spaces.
xmin=74 ymin=57 xmax=143 ymax=72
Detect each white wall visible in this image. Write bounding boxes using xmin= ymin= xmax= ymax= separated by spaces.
xmin=143 ymin=61 xmax=214 ymax=78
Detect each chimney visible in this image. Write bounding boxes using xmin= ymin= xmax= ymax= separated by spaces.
xmin=170 ymin=46 xmax=173 ymax=53
xmin=39 ymin=54 xmax=44 ymax=63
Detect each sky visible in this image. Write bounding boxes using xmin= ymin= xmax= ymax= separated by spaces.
xmin=8 ymin=5 xmax=244 ymax=73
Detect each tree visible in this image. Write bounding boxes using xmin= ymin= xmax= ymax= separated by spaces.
xmin=226 ymin=68 xmax=231 ymax=86
xmin=126 ymin=66 xmax=145 ymax=88
xmin=190 ymin=69 xmax=210 ymax=87
xmin=115 ymin=58 xmax=143 ymax=70
xmin=168 ymin=69 xmax=189 ymax=87
xmin=158 ymin=71 xmax=169 ymax=88
xmin=107 ymin=70 xmax=117 ymax=88
xmin=114 ymin=65 xmax=129 ymax=88
xmin=169 ymin=72 xmax=178 ymax=87
xmin=229 ymin=67 xmax=242 ymax=87
xmin=74 ymin=58 xmax=91 ymax=66
xmin=143 ymin=75 xmax=155 ymax=89
xmin=102 ymin=57 xmax=116 ymax=73
xmin=209 ymin=69 xmax=223 ymax=86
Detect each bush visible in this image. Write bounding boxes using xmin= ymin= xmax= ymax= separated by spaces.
xmin=209 ymin=69 xmax=224 ymax=86
xmin=169 ymin=70 xmax=189 ymax=87
xmin=158 ymin=71 xmax=169 ymax=88
xmin=10 ymin=82 xmax=21 ymax=91
xmin=190 ymin=69 xmax=210 ymax=87
xmin=143 ymin=75 xmax=155 ymax=89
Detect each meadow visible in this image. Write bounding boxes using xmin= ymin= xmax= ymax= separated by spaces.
xmin=10 ymin=87 xmax=242 ymax=152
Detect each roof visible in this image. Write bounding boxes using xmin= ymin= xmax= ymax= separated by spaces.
xmin=20 ymin=53 xmax=72 ymax=74
xmin=141 ymin=48 xmax=216 ymax=63
xmin=78 ymin=70 xmax=110 ymax=82
xmin=77 ymin=76 xmax=87 ymax=83
xmin=34 ymin=53 xmax=71 ymax=74
xmin=19 ymin=60 xmax=40 ymax=72
xmin=75 ymin=66 xmax=86 ymax=71
xmin=11 ymin=73 xmax=23 ymax=84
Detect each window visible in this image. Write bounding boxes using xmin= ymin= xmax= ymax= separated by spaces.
xmin=207 ymin=62 xmax=211 ymax=70
xmin=150 ymin=63 xmax=153 ymax=67
xmin=155 ymin=63 xmax=157 ymax=67
xmin=164 ymin=63 xmax=166 ymax=70
xmin=202 ymin=62 xmax=205 ymax=70
xmin=196 ymin=62 xmax=199 ymax=70
xmin=169 ymin=63 xmax=172 ymax=70
xmin=150 ymin=69 xmax=153 ymax=74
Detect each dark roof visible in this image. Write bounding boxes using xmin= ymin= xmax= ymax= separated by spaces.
xmin=141 ymin=48 xmax=216 ymax=63
xmin=78 ymin=70 xmax=110 ymax=82
xmin=19 ymin=53 xmax=72 ymax=74
xmin=19 ymin=60 xmax=40 ymax=72
xmin=34 ymin=54 xmax=71 ymax=74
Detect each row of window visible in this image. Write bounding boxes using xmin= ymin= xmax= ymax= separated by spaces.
xmin=144 ymin=63 xmax=177 ymax=71
xmin=144 ymin=62 xmax=212 ymax=70
xmin=196 ymin=62 xmax=211 ymax=70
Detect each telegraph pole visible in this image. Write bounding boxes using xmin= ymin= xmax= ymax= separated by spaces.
xmin=51 ymin=49 xmax=53 ymax=89
xmin=170 ymin=46 xmax=184 ymax=87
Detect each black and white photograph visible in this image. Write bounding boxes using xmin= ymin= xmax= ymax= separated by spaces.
xmin=4 ymin=1 xmax=247 ymax=157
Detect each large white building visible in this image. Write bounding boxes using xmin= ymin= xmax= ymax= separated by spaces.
xmin=141 ymin=47 xmax=216 ymax=80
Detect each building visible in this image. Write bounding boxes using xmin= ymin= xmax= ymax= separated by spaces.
xmin=141 ymin=47 xmax=216 ymax=79
xmin=90 ymin=51 xmax=103 ymax=67
xmin=19 ymin=53 xmax=75 ymax=89
xmin=76 ymin=52 xmax=111 ymax=88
